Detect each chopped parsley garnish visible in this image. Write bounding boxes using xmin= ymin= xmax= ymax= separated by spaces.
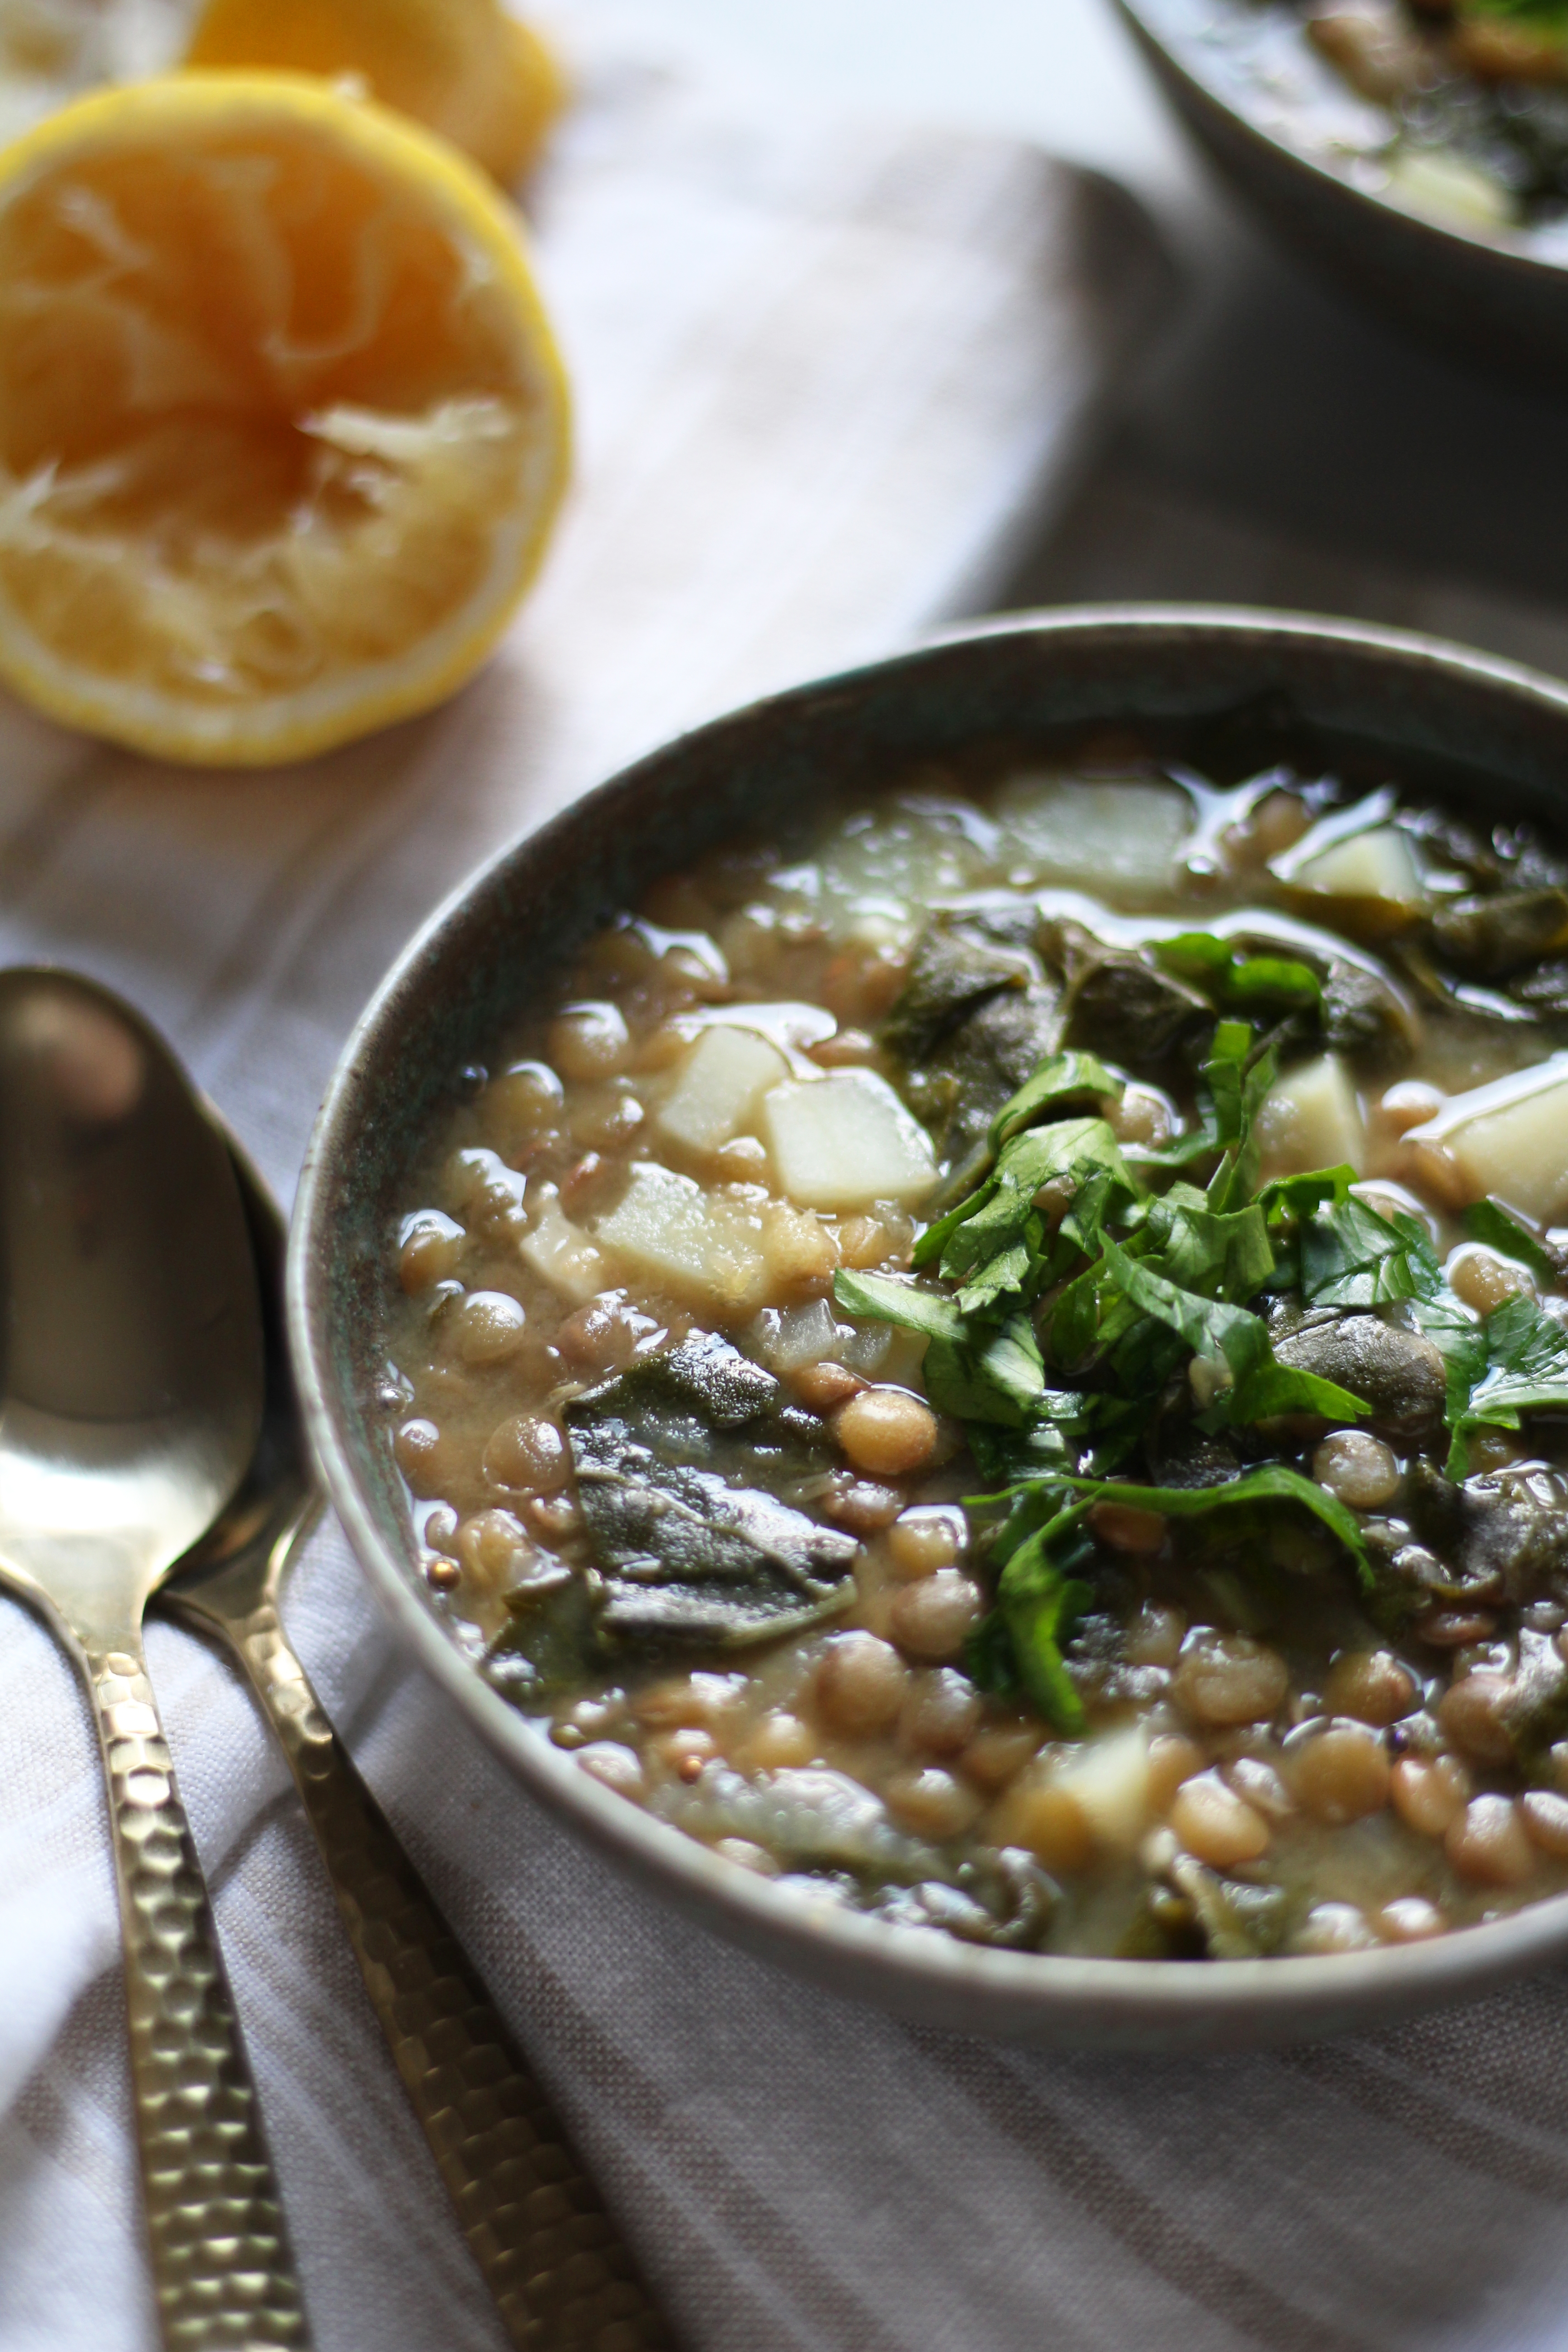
xmin=835 ymin=1024 xmax=1568 ymax=1732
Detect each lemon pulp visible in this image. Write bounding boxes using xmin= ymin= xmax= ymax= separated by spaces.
xmin=0 ymin=74 xmax=569 ymax=762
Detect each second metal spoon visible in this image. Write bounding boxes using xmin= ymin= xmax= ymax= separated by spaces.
xmin=166 ymin=1136 xmax=675 ymax=2351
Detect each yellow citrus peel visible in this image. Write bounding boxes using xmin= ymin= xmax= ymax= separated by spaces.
xmin=0 ymin=71 xmax=570 ymax=765
xmin=184 ymin=0 xmax=566 ymax=186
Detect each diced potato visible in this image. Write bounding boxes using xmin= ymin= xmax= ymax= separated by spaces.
xmin=1404 ymin=1058 xmax=1568 ymax=1226
xmin=755 ymin=1297 xmax=849 ymax=1372
xmin=704 ymin=1002 xmax=837 ymax=1054
xmin=813 ymin=800 xmax=1000 ymax=936
xmin=760 ymin=1070 xmax=938 ymax=1210
xmin=994 ymin=776 xmax=1192 ymax=898
xmin=750 ymin=1298 xmax=920 ymax=1383
xmin=655 ymin=1024 xmax=789 ymax=1155
xmin=1385 ymin=149 xmax=1512 ymax=234
xmin=1056 ymin=1724 xmax=1151 ymax=1854
xmin=519 ymin=1184 xmax=617 ymax=1305
xmin=1286 ymin=823 xmax=1423 ymax=907
xmin=1258 ymin=1053 xmax=1366 ymax=1177
xmin=594 ymin=1162 xmax=766 ymax=1314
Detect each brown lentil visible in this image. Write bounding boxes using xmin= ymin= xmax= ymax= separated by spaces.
xmin=1521 ymin=1789 xmax=1568 ymax=1856
xmin=888 ymin=1571 xmax=983 ymax=1662
xmin=815 ymin=1633 xmax=909 ymax=1737
xmin=1312 ymin=1431 xmax=1402 ymax=1510
xmin=1446 ymin=1795 xmax=1534 ymax=1886
xmin=1169 ymin=1772 xmax=1271 ymax=1869
xmin=885 ymin=1507 xmax=965 ymax=1578
xmin=884 ymin=1765 xmax=983 ymax=1839
xmin=483 ymin=1413 xmax=571 ymax=1495
xmin=1173 ymin=1632 xmax=1290 ymax=1728
xmin=1437 ymin=1673 xmax=1518 ymax=1767
xmin=833 ymin=1386 xmax=940 ymax=1478
xmin=1391 ymin=1753 xmax=1471 ymax=1838
xmin=1322 ymin=1649 xmax=1419 ymax=1727
xmin=1376 ymin=1896 xmax=1446 ymax=1943
xmin=1289 ymin=1725 xmax=1392 ymax=1824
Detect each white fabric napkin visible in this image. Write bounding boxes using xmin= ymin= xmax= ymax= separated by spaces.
xmin=0 ymin=19 xmax=1173 ymax=2350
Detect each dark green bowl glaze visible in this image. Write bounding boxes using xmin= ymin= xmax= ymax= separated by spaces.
xmin=289 ymin=606 xmax=1568 ymax=2048
xmin=1119 ymin=0 xmax=1568 ymax=386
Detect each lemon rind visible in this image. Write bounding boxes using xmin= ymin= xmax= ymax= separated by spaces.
xmin=0 ymin=71 xmax=571 ymax=767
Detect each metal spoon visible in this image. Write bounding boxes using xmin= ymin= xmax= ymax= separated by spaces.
xmin=165 ymin=1122 xmax=675 ymax=2347
xmin=0 ymin=966 xmax=309 ymax=2351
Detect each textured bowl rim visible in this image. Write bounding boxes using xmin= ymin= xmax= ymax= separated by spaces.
xmin=288 ymin=603 xmax=1568 ymax=2046
xmin=1116 ymin=0 xmax=1568 ymax=286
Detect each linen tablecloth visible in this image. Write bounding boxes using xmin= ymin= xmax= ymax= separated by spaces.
xmin=15 ymin=2 xmax=1568 ymax=2340
xmin=0 ymin=15 xmax=1184 ymax=2349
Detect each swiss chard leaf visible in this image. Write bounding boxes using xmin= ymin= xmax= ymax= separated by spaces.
xmin=565 ymin=1335 xmax=859 ymax=1650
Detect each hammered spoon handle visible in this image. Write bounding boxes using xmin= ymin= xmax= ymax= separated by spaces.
xmin=80 ymin=1620 xmax=309 ymax=2352
xmin=194 ymin=1583 xmax=674 ymax=2351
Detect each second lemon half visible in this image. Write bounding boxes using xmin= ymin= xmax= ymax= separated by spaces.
xmin=0 ymin=72 xmax=570 ymax=765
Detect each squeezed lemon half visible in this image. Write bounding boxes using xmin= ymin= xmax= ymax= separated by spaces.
xmin=0 ymin=71 xmax=570 ymax=765
xmin=184 ymin=0 xmax=566 ymax=186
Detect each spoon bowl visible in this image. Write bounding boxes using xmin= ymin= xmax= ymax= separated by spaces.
xmin=0 ymin=970 xmax=263 ymax=1628
xmin=0 ymin=967 xmax=309 ymax=2351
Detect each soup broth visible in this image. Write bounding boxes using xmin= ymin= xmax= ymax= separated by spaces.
xmin=382 ymin=736 xmax=1568 ymax=1960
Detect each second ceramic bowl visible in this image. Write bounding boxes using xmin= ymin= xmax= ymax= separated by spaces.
xmin=1119 ymin=0 xmax=1568 ymax=385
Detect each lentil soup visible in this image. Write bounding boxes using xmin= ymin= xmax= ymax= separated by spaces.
xmin=383 ymin=736 xmax=1568 ymax=1961
xmin=1157 ymin=0 xmax=1568 ymax=253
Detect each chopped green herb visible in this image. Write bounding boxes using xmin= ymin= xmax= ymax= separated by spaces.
xmin=1456 ymin=1292 xmax=1568 ymax=1438
xmin=1258 ymin=1165 xmax=1357 ymax=1222
xmin=832 ymin=1267 xmax=1047 ymax=1426
xmin=853 ymin=971 xmax=1568 ymax=1725
xmin=1093 ymin=1236 xmax=1367 ymax=1427
xmin=969 ymin=1503 xmax=1096 ymax=1731
xmin=1154 ymin=931 xmax=1323 ymax=1015
xmin=1465 ymin=1197 xmax=1563 ymax=1288
xmin=912 ymin=1114 xmax=1134 ymax=1310
xmin=989 ymin=1047 xmax=1122 ymax=1152
xmin=966 ymin=1462 xmax=1376 ymax=1730
xmin=1202 ymin=1021 xmax=1279 ymax=1215
xmin=1299 ymin=1197 xmax=1431 ymax=1308
xmin=1462 ymin=0 xmax=1568 ymax=33
xmin=1046 ymin=1466 xmax=1373 ymax=1588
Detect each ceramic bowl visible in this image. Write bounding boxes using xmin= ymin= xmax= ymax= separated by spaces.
xmin=289 ymin=605 xmax=1568 ymax=2050
xmin=1118 ymin=0 xmax=1568 ymax=385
